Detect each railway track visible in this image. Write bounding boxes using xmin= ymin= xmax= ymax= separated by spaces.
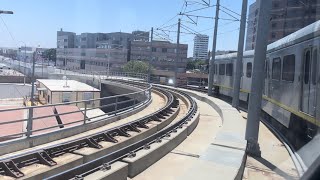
xmin=0 ymin=84 xmax=198 ymax=180
xmin=182 ymin=85 xmax=306 ymax=177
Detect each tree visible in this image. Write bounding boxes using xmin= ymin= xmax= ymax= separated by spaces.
xmin=42 ymin=48 xmax=56 ymax=65
xmin=123 ymin=60 xmax=150 ymax=74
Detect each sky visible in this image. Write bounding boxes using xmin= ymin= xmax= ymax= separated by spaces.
xmin=0 ymin=0 xmax=255 ymax=57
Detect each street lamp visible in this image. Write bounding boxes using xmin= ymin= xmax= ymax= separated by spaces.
xmin=0 ymin=10 xmax=13 ymax=14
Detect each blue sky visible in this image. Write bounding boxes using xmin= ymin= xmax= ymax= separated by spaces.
xmin=0 ymin=0 xmax=255 ymax=57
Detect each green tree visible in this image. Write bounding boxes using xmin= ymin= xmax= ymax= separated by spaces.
xmin=123 ymin=60 xmax=150 ymax=74
xmin=42 ymin=48 xmax=56 ymax=65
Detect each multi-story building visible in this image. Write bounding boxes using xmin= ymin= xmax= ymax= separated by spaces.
xmin=132 ymin=30 xmax=149 ymax=42
xmin=193 ymin=34 xmax=209 ymax=60
xmin=56 ymin=29 xmax=189 ymax=72
xmin=57 ymin=29 xmax=76 ymax=49
xmin=56 ymin=48 xmax=128 ymax=72
xmin=245 ymin=0 xmax=320 ymax=50
xmin=130 ymin=40 xmax=188 ymax=71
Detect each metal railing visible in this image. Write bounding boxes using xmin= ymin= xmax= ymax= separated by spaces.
xmin=0 ymin=80 xmax=152 ymax=142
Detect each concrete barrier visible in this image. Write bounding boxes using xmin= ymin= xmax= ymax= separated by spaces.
xmin=173 ymin=88 xmax=247 ymax=180
xmin=83 ymin=161 xmax=128 ymax=180
xmin=122 ymin=106 xmax=200 ymax=178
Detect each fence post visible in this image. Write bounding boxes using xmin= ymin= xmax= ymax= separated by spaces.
xmin=26 ymin=106 xmax=33 ymax=137
xmin=83 ymin=103 xmax=87 ymax=124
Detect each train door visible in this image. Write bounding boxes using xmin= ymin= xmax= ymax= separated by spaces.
xmin=264 ymin=58 xmax=269 ymax=96
xmin=301 ymin=47 xmax=317 ymax=116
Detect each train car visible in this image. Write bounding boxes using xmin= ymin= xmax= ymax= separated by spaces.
xmin=213 ymin=20 xmax=320 ymax=145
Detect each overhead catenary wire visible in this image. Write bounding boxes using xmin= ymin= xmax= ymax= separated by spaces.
xmin=0 ymin=15 xmax=17 ymax=46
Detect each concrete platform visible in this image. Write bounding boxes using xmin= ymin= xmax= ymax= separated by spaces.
xmin=135 ymin=85 xmax=247 ymax=180
xmin=240 ymin=111 xmax=299 ymax=179
xmin=131 ymin=99 xmax=221 ymax=180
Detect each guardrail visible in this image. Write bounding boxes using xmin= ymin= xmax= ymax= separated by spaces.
xmin=46 ymin=87 xmax=197 ymax=180
xmin=0 ymin=79 xmax=152 ymax=142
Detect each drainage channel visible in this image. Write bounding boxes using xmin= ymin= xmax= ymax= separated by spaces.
xmin=44 ymin=88 xmax=198 ymax=180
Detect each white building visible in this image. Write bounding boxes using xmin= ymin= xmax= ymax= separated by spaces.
xmin=36 ymin=79 xmax=100 ymax=108
xmin=193 ymin=34 xmax=209 ymax=60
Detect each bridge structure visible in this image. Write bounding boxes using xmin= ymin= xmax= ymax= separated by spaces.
xmin=0 ymin=66 xmax=305 ymax=180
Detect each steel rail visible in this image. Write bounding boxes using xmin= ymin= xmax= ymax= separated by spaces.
xmin=45 ymin=87 xmax=197 ymax=180
xmin=0 ymin=86 xmax=177 ymax=179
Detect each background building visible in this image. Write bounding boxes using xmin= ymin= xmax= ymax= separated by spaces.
xmin=130 ymin=40 xmax=188 ymax=71
xmin=245 ymin=0 xmax=320 ymax=50
xmin=57 ymin=29 xmax=189 ymax=72
xmin=193 ymin=34 xmax=209 ymax=60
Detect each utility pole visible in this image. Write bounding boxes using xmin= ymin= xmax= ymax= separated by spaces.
xmin=175 ymin=18 xmax=181 ymax=87
xmin=208 ymin=0 xmax=220 ymax=96
xmin=148 ymin=27 xmax=153 ymax=83
xmin=246 ymin=0 xmax=272 ymax=157
xmin=232 ymin=0 xmax=248 ymax=108
xmin=27 ymin=51 xmax=36 ymax=137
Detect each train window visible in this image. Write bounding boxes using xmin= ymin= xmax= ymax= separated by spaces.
xmin=312 ymin=48 xmax=317 ymax=85
xmin=219 ymin=64 xmax=225 ymax=75
xmin=272 ymin=57 xmax=281 ymax=80
xmin=304 ymin=50 xmax=311 ymax=84
xmin=226 ymin=63 xmax=233 ymax=76
xmin=282 ymin=54 xmax=295 ymax=82
xmin=246 ymin=62 xmax=252 ymax=78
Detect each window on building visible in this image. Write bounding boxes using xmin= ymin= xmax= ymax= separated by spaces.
xmin=312 ymin=48 xmax=318 ymax=85
xmin=272 ymin=22 xmax=277 ymax=28
xmin=271 ymin=32 xmax=276 ymax=39
xmin=81 ymin=37 xmax=87 ymax=41
xmin=219 ymin=64 xmax=225 ymax=75
xmin=272 ymin=57 xmax=281 ymax=80
xmin=64 ymin=46 xmax=68 ymax=48
xmin=282 ymin=54 xmax=295 ymax=82
xmin=81 ymin=52 xmax=86 ymax=56
xmin=226 ymin=63 xmax=233 ymax=76
xmin=152 ymin=47 xmax=156 ymax=52
xmin=162 ymin=48 xmax=167 ymax=53
xmin=62 ymin=92 xmax=71 ymax=103
xmin=246 ymin=62 xmax=252 ymax=78
xmin=64 ymin=39 xmax=68 ymax=42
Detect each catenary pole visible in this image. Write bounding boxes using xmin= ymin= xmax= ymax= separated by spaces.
xmin=232 ymin=0 xmax=248 ymax=108
xmin=208 ymin=0 xmax=220 ymax=96
xmin=148 ymin=27 xmax=153 ymax=83
xmin=246 ymin=0 xmax=272 ymax=156
xmin=175 ymin=19 xmax=181 ymax=87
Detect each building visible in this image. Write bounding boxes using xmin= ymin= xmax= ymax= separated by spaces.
xmin=36 ymin=79 xmax=100 ymax=108
xmin=56 ymin=29 xmax=190 ymax=72
xmin=56 ymin=48 xmax=128 ymax=72
xmin=130 ymin=40 xmax=188 ymax=71
xmin=132 ymin=30 xmax=150 ymax=42
xmin=57 ymin=29 xmax=76 ymax=48
xmin=193 ymin=34 xmax=209 ymax=60
xmin=245 ymin=0 xmax=320 ymax=50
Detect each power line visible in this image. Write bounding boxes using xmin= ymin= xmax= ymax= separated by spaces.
xmin=0 ymin=15 xmax=16 ymax=45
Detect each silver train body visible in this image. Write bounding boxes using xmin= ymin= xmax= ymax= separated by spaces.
xmin=213 ymin=20 xmax=320 ymax=137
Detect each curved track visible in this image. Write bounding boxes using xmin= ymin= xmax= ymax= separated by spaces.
xmin=0 ymin=83 xmax=197 ymax=180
